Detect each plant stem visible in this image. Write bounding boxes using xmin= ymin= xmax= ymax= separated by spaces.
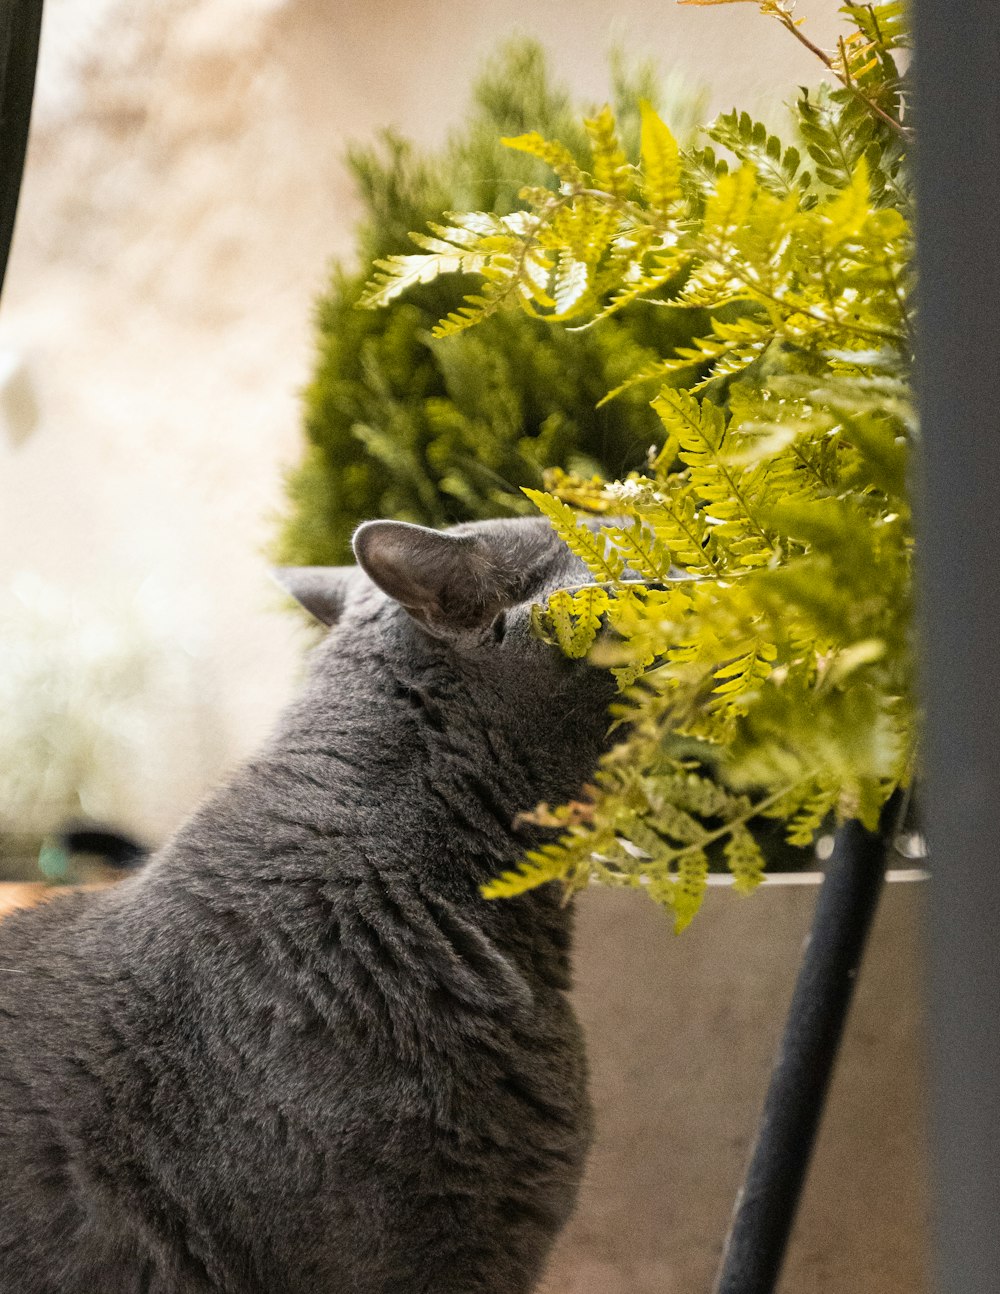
xmin=777 ymin=12 xmax=910 ymax=140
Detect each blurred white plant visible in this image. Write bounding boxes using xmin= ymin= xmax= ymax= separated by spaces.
xmin=0 ymin=574 xmax=209 ymax=840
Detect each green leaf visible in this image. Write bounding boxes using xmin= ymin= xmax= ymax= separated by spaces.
xmin=523 ymin=488 xmax=626 ymax=581
xmin=500 ymin=131 xmax=587 ymax=187
xmin=640 ymin=99 xmax=682 ymax=212
xmin=672 ymin=847 xmax=709 ymax=933
xmin=725 ymin=826 xmax=765 ymax=894
xmin=584 ymin=105 xmax=632 ymax=200
xmin=708 ymin=109 xmax=810 ymax=198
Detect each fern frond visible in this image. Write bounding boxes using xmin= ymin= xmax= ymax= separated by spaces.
xmin=652 ymin=387 xmax=726 ymax=459
xmin=481 ymin=845 xmax=568 ymax=899
xmin=784 ymin=782 xmax=841 ymax=847
xmin=724 ymin=825 xmax=765 ymax=894
xmin=712 ymin=641 xmax=778 ymax=701
xmin=597 ymin=356 xmax=682 ymax=406
xmin=642 ymin=484 xmax=724 ymax=574
xmin=682 ymin=143 xmax=730 ymax=196
xmin=539 ymin=586 xmax=611 ymax=659
xmin=708 ymin=109 xmax=810 ymax=197
xmin=431 ymin=282 xmax=516 ymax=338
xmin=601 ymin=584 xmax=693 ymax=684
xmin=584 ymin=105 xmax=632 ymax=200
xmin=649 ymin=316 xmax=777 ymax=390
xmin=676 ymin=258 xmax=746 ymax=309
xmin=360 ymin=251 xmax=485 ymax=310
xmin=672 ymin=847 xmax=710 ymax=932
xmin=796 ymin=84 xmax=873 ymax=191
xmin=819 ymin=156 xmax=871 ymax=247
xmin=581 ymin=243 xmax=692 ymax=327
xmin=522 ymin=489 xmax=626 ymax=581
xmin=542 ymin=468 xmax=614 ymax=512
xmin=640 ymin=99 xmax=682 ymax=214
xmin=550 ymin=251 xmax=590 ymax=315
xmin=842 ymin=2 xmax=910 ymax=51
xmin=700 ymin=163 xmax=758 ymax=255
xmin=360 ymin=211 xmax=523 ymax=310
xmin=500 ymin=132 xmax=587 ymax=187
xmin=568 ymin=586 xmax=612 ymax=655
xmin=658 ymin=765 xmax=748 ymax=819
xmin=605 ymin=518 xmax=673 ymax=581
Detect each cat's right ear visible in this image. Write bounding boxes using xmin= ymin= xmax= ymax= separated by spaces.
xmin=271 ymin=567 xmax=354 ymax=627
xmin=352 ymin=520 xmax=502 ymax=637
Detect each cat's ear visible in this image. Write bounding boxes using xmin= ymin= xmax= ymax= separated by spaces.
xmin=271 ymin=567 xmax=355 ymax=627
xmin=353 ymin=520 xmax=503 ymax=636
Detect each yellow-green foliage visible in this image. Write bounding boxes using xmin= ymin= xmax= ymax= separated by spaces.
xmin=365 ymin=1 xmax=914 ymax=931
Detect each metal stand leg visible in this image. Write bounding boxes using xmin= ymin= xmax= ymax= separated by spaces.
xmin=713 ymin=819 xmax=888 ymax=1294
xmin=0 ymin=0 xmax=46 ymax=300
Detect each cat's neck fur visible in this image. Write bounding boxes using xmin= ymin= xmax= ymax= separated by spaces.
xmin=138 ymin=599 xmax=576 ymax=994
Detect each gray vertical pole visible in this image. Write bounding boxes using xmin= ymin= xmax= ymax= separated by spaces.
xmin=912 ymin=4 xmax=1000 ymax=1292
xmin=0 ymin=0 xmax=45 ymax=301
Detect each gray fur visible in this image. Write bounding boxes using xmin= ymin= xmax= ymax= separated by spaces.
xmin=0 ymin=517 xmax=617 ymax=1294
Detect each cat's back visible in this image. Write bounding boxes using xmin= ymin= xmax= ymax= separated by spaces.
xmin=0 ymin=888 xmax=145 ymax=1292
xmin=0 ymin=886 xmax=114 ymax=1068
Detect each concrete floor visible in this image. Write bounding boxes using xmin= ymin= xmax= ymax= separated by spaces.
xmin=546 ymin=881 xmax=929 ymax=1293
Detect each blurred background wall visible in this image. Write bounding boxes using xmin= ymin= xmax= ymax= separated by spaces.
xmin=0 ymin=2 xmax=926 ymax=1289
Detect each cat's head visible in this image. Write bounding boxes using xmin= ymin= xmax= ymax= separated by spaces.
xmin=274 ymin=517 xmax=619 ymax=798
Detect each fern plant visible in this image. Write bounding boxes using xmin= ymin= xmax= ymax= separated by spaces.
xmin=361 ymin=1 xmax=915 ymax=932
xmin=278 ymin=41 xmax=711 ymax=566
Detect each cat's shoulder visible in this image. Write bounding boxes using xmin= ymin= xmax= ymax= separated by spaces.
xmin=0 ymin=885 xmax=110 ymax=982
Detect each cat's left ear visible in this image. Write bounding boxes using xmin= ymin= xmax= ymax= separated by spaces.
xmin=271 ymin=567 xmax=355 ymax=627
xmin=353 ymin=520 xmax=505 ymax=637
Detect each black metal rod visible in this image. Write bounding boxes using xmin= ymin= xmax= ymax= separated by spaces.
xmin=713 ymin=819 xmax=888 ymax=1294
xmin=913 ymin=4 xmax=1000 ymax=1291
xmin=0 ymin=0 xmax=45 ymax=303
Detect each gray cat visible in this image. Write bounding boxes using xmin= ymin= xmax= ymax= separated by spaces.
xmin=0 ymin=517 xmax=618 ymax=1294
